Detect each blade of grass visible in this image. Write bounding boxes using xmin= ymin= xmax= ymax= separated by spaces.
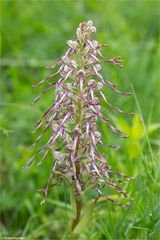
xmin=98 ymin=218 xmax=112 ymax=240
xmin=47 ymin=198 xmax=72 ymax=210
xmin=130 ymin=83 xmax=154 ymax=164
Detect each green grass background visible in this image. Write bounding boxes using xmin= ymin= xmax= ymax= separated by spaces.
xmin=1 ymin=0 xmax=160 ymax=239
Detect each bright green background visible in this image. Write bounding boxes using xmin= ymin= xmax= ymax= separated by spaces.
xmin=1 ymin=0 xmax=160 ymax=239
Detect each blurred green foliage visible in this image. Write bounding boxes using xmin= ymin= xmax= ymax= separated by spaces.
xmin=1 ymin=0 xmax=160 ymax=239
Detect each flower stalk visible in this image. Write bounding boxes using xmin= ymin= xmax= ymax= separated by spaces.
xmin=25 ymin=20 xmax=134 ymax=234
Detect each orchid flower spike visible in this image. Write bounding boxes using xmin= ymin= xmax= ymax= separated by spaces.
xmin=25 ymin=20 xmax=133 ymax=232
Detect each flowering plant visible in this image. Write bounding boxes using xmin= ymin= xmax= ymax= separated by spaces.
xmin=25 ymin=20 xmax=133 ymax=233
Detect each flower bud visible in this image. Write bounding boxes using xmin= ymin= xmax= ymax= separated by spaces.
xmin=76 ymin=28 xmax=81 ymax=39
xmin=92 ymin=40 xmax=99 ymax=48
xmin=94 ymin=131 xmax=102 ymax=140
xmin=53 ymin=151 xmax=67 ymax=160
xmin=85 ymin=112 xmax=95 ymax=119
xmin=90 ymin=26 xmax=96 ymax=34
xmin=65 ymin=83 xmax=72 ymax=90
xmin=88 ymin=79 xmax=96 ymax=86
xmin=97 ymin=82 xmax=103 ymax=90
xmin=87 ymin=57 xmax=95 ymax=65
xmin=87 ymin=20 xmax=93 ymax=28
xmin=80 ymin=22 xmax=87 ymax=31
xmin=76 ymin=69 xmax=85 ymax=76
xmin=84 ymin=45 xmax=91 ymax=55
xmin=63 ymin=65 xmax=71 ymax=73
xmin=61 ymin=55 xmax=70 ymax=64
xmin=70 ymin=60 xmax=77 ymax=69
xmin=95 ymin=64 xmax=102 ymax=72
xmin=66 ymin=40 xmax=78 ymax=49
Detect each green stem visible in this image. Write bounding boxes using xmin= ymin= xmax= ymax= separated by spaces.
xmin=70 ymin=39 xmax=85 ymax=235
xmin=71 ymin=146 xmax=82 ymax=233
xmin=71 ymin=196 xmax=82 ymax=232
xmin=70 ymin=86 xmax=83 ymax=234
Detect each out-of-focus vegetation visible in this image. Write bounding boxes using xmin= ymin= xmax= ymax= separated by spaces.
xmin=1 ymin=0 xmax=160 ymax=239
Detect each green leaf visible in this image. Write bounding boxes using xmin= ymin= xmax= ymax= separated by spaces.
xmin=96 ymin=195 xmax=119 ymax=203
xmin=127 ymin=141 xmax=142 ymax=159
xmin=131 ymin=113 xmax=144 ymax=140
xmin=98 ymin=218 xmax=112 ymax=240
xmin=73 ymin=199 xmax=97 ymax=234
xmin=47 ymin=198 xmax=72 ymax=210
xmin=147 ymin=123 xmax=160 ymax=134
xmin=113 ymin=117 xmax=131 ymax=136
xmin=70 ymin=189 xmax=77 ymax=219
